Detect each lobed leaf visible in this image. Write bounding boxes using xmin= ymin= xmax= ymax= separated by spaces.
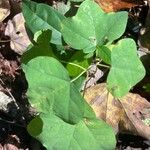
xmin=96 ymin=46 xmax=111 ymax=64
xmin=28 ymin=114 xmax=115 ymax=150
xmin=66 ymin=51 xmax=91 ymax=77
xmin=22 ymin=0 xmax=65 ymax=45
xmin=23 ymin=56 xmax=116 ymax=150
xmin=21 ymin=30 xmax=54 ymax=64
xmin=107 ymin=39 xmax=146 ymax=98
xmin=62 ymin=0 xmax=128 ymax=53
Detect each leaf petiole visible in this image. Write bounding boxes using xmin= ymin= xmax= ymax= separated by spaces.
xmin=97 ymin=63 xmax=110 ymax=68
xmin=60 ymin=60 xmax=87 ymax=71
xmin=71 ymin=70 xmax=87 ymax=82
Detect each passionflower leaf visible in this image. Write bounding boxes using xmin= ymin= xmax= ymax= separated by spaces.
xmin=23 ymin=56 xmax=116 ymax=150
xmin=107 ymin=39 xmax=146 ymax=98
xmin=62 ymin=0 xmax=128 ymax=53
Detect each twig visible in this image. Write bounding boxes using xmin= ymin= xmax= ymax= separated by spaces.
xmin=0 ymin=39 xmax=11 ymax=43
xmin=0 ymin=78 xmax=19 ymax=109
xmin=82 ymin=65 xmax=98 ymax=97
xmin=97 ymin=63 xmax=110 ymax=68
xmin=0 ymin=117 xmax=26 ymax=128
xmin=139 ymin=48 xmax=150 ymax=54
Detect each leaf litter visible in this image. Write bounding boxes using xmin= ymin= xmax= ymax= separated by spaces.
xmin=84 ymin=83 xmax=150 ymax=140
xmin=0 ymin=0 xmax=10 ymax=22
xmin=5 ymin=13 xmax=31 ymax=55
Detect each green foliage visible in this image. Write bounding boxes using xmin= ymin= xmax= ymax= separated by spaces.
xmin=107 ymin=39 xmax=145 ymax=98
xmin=96 ymin=46 xmax=111 ymax=64
xmin=73 ymin=75 xmax=86 ymax=91
xmin=143 ymin=83 xmax=150 ymax=92
xmin=22 ymin=0 xmax=146 ymax=149
xmin=62 ymin=0 xmax=128 ymax=53
xmin=22 ymin=0 xmax=65 ymax=45
xmin=142 ymin=118 xmax=150 ymax=126
xmin=28 ymin=115 xmax=115 ymax=150
xmin=69 ymin=0 xmax=84 ymax=2
xmin=23 ymin=57 xmax=91 ymax=122
xmin=23 ymin=57 xmax=116 ymax=150
xmin=21 ymin=30 xmax=54 ymax=64
xmin=54 ymin=1 xmax=71 ymax=15
xmin=66 ymin=51 xmax=91 ymax=77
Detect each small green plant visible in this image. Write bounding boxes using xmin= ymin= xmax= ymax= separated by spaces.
xmin=22 ymin=0 xmax=146 ymax=149
xmin=142 ymin=118 xmax=150 ymax=126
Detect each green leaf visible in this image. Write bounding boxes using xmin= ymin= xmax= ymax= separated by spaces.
xmin=27 ymin=116 xmax=43 ymax=137
xmin=66 ymin=51 xmax=91 ymax=77
xmin=21 ymin=30 xmax=54 ymax=64
xmin=96 ymin=46 xmax=111 ymax=64
xmin=23 ymin=56 xmax=116 ymax=150
xmin=54 ymin=1 xmax=71 ymax=15
xmin=22 ymin=0 xmax=65 ymax=45
xmin=23 ymin=56 xmax=94 ymax=123
xmin=62 ymin=0 xmax=128 ymax=53
xmin=28 ymin=114 xmax=115 ymax=150
xmin=143 ymin=83 xmax=150 ymax=92
xmin=107 ymin=39 xmax=146 ymax=98
xmin=69 ymin=0 xmax=84 ymax=2
xmin=73 ymin=75 xmax=85 ymax=91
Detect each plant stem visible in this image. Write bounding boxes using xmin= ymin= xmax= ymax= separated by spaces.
xmin=0 ymin=79 xmax=19 ymax=109
xmin=97 ymin=63 xmax=110 ymax=68
xmin=139 ymin=48 xmax=150 ymax=54
xmin=71 ymin=70 xmax=87 ymax=82
xmin=0 ymin=40 xmax=11 ymax=43
xmin=60 ymin=60 xmax=87 ymax=71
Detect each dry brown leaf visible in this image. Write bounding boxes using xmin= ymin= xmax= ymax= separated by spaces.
xmin=0 ymin=0 xmax=10 ymax=22
xmin=82 ymin=64 xmax=104 ymax=90
xmin=0 ymin=144 xmax=3 ymax=149
xmin=0 ymin=91 xmax=15 ymax=112
xmin=0 ymin=53 xmax=19 ymax=77
xmin=84 ymin=83 xmax=150 ymax=140
xmin=3 ymin=135 xmax=20 ymax=150
xmin=5 ymin=13 xmax=31 ymax=55
xmin=95 ymin=0 xmax=143 ymax=12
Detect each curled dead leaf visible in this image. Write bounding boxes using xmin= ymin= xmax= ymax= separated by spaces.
xmin=84 ymin=83 xmax=150 ymax=140
xmin=5 ymin=13 xmax=31 ymax=55
xmin=95 ymin=0 xmax=143 ymax=12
